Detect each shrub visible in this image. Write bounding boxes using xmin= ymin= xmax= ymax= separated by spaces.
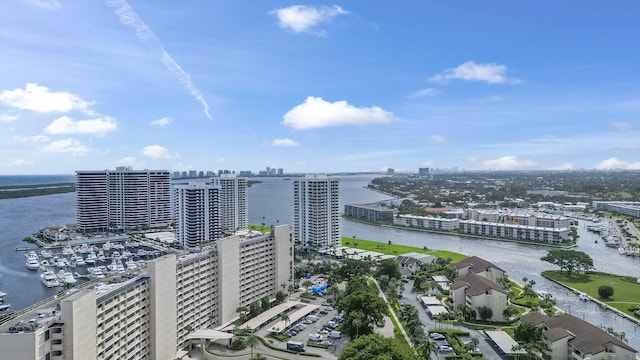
xmin=598 ymin=285 xmax=614 ymax=299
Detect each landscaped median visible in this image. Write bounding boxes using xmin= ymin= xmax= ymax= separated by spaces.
xmin=542 ymin=270 xmax=640 ymax=321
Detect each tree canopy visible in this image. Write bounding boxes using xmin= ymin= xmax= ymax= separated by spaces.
xmin=336 ymin=276 xmax=387 ymax=338
xmin=375 ymin=258 xmax=402 ymax=280
xmin=540 ymin=249 xmax=594 ymax=277
xmin=339 ymin=334 xmax=415 ymax=360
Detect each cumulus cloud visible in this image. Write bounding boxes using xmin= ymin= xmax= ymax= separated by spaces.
xmin=546 ymin=163 xmax=576 ymax=170
xmin=42 ymin=139 xmax=90 ymax=154
xmin=44 ymin=116 xmax=118 ymax=136
xmin=610 ymin=121 xmax=631 ymax=131
xmin=594 ymin=157 xmax=640 ymax=170
xmin=270 ymin=5 xmax=347 ymax=34
xmin=282 ymin=96 xmax=394 ymax=130
xmin=107 ymin=0 xmax=213 ymax=121
xmin=141 ymin=145 xmax=179 ymax=159
xmin=0 ymin=83 xmax=92 ymax=113
xmin=429 ymin=61 xmax=518 ymax=84
xmin=9 ymin=159 xmax=33 ymax=166
xmin=429 ymin=135 xmax=446 ymax=143
xmin=0 ymin=114 xmax=19 ymax=122
xmin=480 ymin=156 xmax=536 ymax=170
xmin=408 ymin=88 xmax=439 ymax=98
xmin=272 ymin=138 xmax=301 ymax=147
xmin=117 ymin=156 xmax=139 ymax=166
xmin=150 ymin=117 xmax=172 ymax=126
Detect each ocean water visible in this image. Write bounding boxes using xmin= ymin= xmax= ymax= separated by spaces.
xmin=0 ymin=175 xmax=75 ymax=186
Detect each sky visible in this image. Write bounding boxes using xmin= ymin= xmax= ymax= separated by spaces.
xmin=1 ymin=1 xmax=639 ymax=175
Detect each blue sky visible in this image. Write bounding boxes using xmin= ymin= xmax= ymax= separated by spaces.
xmin=1 ymin=1 xmax=639 ymax=175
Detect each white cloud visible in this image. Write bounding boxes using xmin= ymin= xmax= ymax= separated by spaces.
xmin=594 ymin=157 xmax=640 ymax=170
xmin=23 ymin=0 xmax=61 ymax=9
xmin=0 ymin=114 xmax=19 ymax=122
xmin=0 ymin=83 xmax=92 ymax=113
xmin=282 ymin=96 xmax=394 ymax=130
xmin=42 ymin=139 xmax=90 ymax=154
xmin=9 ymin=159 xmax=33 ymax=166
xmin=272 ymin=138 xmax=301 ymax=147
xmin=141 ymin=145 xmax=179 ymax=159
xmin=216 ymin=157 xmax=225 ymax=163
xmin=107 ymin=0 xmax=213 ymax=121
xmin=421 ymin=161 xmax=435 ymax=167
xmin=117 ymin=156 xmax=137 ymax=166
xmin=270 ymin=5 xmax=347 ymax=34
xmin=150 ymin=117 xmax=172 ymax=126
xmin=480 ymin=156 xmax=536 ymax=170
xmin=429 ymin=135 xmax=446 ymax=143
xmin=610 ymin=121 xmax=631 ymax=131
xmin=14 ymin=135 xmax=49 ymax=142
xmin=429 ymin=61 xmax=518 ymax=84
xmin=408 ymin=88 xmax=439 ymax=98
xmin=546 ymin=163 xmax=576 ymax=170
xmin=44 ymin=116 xmax=118 ymax=136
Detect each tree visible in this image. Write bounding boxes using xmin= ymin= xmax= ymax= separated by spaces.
xmin=477 ymin=306 xmax=493 ymax=321
xmin=569 ymin=226 xmax=580 ymax=243
xmin=598 ymin=285 xmax=614 ymax=299
xmin=513 ymin=322 xmax=545 ymax=355
xmin=376 ymin=258 xmax=402 ymax=281
xmin=540 ymin=249 xmax=594 ymax=277
xmin=336 ymin=277 xmax=387 ymax=338
xmin=281 ymin=313 xmax=290 ymax=329
xmin=275 ymin=290 xmax=286 ymax=304
xmin=244 ymin=334 xmax=261 ymax=359
xmin=261 ymin=296 xmax=270 ymax=312
xmin=339 ymin=334 xmax=415 ymax=360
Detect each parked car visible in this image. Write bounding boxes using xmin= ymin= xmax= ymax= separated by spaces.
xmin=429 ymin=333 xmax=446 ymax=340
xmin=319 ymin=310 xmax=328 ymax=315
xmin=319 ymin=329 xmax=330 ymax=335
xmin=439 ymin=345 xmax=453 ymax=353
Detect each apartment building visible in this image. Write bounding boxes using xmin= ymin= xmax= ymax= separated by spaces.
xmin=76 ymin=167 xmax=172 ymax=233
xmin=211 ymin=174 xmax=248 ymax=234
xmin=458 ymin=220 xmax=569 ymax=243
xmin=293 ymin=175 xmax=340 ymax=250
xmin=394 ymin=214 xmax=459 ymax=231
xmin=593 ymin=201 xmax=640 ymax=217
xmin=344 ymin=203 xmax=397 ymax=224
xmin=173 ymin=182 xmax=221 ymax=248
xmin=0 ymin=226 xmax=294 ymax=360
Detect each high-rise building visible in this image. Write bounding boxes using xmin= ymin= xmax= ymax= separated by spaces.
xmin=212 ymin=174 xmax=248 ymax=234
xmin=76 ymin=167 xmax=171 ymax=233
xmin=0 ymin=226 xmax=295 ymax=360
xmin=418 ymin=167 xmax=430 ymax=177
xmin=293 ymin=175 xmax=340 ymax=250
xmin=173 ymin=182 xmax=221 ymax=248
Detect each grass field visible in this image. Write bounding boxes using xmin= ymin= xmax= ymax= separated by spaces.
xmin=543 ymin=270 xmax=640 ymax=318
xmin=341 ymin=237 xmax=467 ymax=263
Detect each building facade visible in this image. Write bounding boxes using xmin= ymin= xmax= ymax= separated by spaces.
xmin=0 ymin=226 xmax=294 ymax=360
xmin=173 ymin=182 xmax=221 ymax=248
xmin=293 ymin=175 xmax=340 ymax=250
xmin=76 ymin=167 xmax=171 ymax=233
xmin=344 ymin=203 xmax=397 ymax=224
xmin=211 ymin=174 xmax=248 ymax=234
xmin=394 ymin=214 xmax=459 ymax=231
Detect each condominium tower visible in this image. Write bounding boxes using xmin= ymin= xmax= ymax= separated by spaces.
xmin=293 ymin=175 xmax=340 ymax=250
xmin=173 ymin=175 xmax=248 ymax=248
xmin=76 ymin=167 xmax=171 ymax=233
xmin=173 ymin=182 xmax=221 ymax=248
xmin=211 ymin=174 xmax=248 ymax=234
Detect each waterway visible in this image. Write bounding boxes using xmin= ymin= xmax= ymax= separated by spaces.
xmin=0 ymin=175 xmax=639 ymax=349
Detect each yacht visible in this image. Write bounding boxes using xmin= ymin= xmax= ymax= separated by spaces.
xmin=97 ymin=250 xmax=106 ymax=262
xmin=102 ymin=241 xmax=113 ymax=251
xmin=63 ymin=272 xmax=77 ymax=285
xmin=41 ymin=271 xmax=60 ymax=288
xmin=62 ymin=246 xmax=74 ymax=256
xmin=0 ymin=304 xmax=10 ymax=312
xmin=38 ymin=259 xmax=51 ymax=271
xmin=40 ymin=250 xmax=53 ymax=259
xmin=87 ymin=267 xmax=105 ymax=280
xmin=85 ymin=251 xmax=97 ymax=265
xmin=25 ymin=252 xmax=39 ymax=270
xmin=125 ymin=258 xmax=138 ymax=270
xmin=75 ymin=255 xmax=86 ymax=267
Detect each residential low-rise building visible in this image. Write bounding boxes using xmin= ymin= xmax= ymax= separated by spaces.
xmin=394 ymin=214 xmax=459 ymax=231
xmin=458 ymin=220 xmax=569 ymax=243
xmin=521 ymin=313 xmax=637 ymax=360
xmin=344 ymin=203 xmax=397 ymax=224
xmin=450 ymin=272 xmax=508 ymax=322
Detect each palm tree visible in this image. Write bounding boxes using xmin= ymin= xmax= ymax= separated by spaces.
xmin=244 ymin=334 xmax=261 ymax=359
xmin=351 ymin=317 xmax=364 ymax=338
xmin=421 ymin=340 xmax=439 ymax=359
xmin=281 ymin=313 xmax=290 ymax=330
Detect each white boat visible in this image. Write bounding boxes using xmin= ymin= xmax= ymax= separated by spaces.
xmin=102 ymin=241 xmax=112 ymax=251
xmin=75 ymin=255 xmax=86 ymax=267
xmin=0 ymin=304 xmax=10 ymax=312
xmin=77 ymin=244 xmax=90 ymax=254
xmin=40 ymin=250 xmax=53 ymax=258
xmin=63 ymin=272 xmax=77 ymax=285
xmin=56 ymin=257 xmax=70 ymax=268
xmin=41 ymin=271 xmax=60 ymax=288
xmin=39 ymin=259 xmax=51 ymax=271
xmin=97 ymin=250 xmax=106 ymax=262
xmin=136 ymin=249 xmax=147 ymax=257
xmin=125 ymin=258 xmax=137 ymax=270
xmin=62 ymin=246 xmax=74 ymax=256
xmin=87 ymin=267 xmax=105 ymax=279
xmin=115 ymin=259 xmax=125 ymax=272
xmin=111 ymin=251 xmax=121 ymax=260
xmin=25 ymin=252 xmax=39 ymax=270
xmin=85 ymin=251 xmax=97 ymax=265
xmin=578 ymin=293 xmax=589 ymax=301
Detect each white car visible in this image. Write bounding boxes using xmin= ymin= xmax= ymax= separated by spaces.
xmin=429 ymin=333 xmax=445 ymax=340
xmin=439 ymin=345 xmax=453 ymax=352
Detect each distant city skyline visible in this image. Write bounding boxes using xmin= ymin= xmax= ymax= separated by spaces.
xmin=1 ymin=1 xmax=639 ymax=175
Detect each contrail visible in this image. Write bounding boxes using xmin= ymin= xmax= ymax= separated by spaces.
xmin=106 ymin=0 xmax=213 ymax=121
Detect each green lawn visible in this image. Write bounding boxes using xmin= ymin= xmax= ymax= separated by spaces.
xmin=341 ymin=237 xmax=467 ymax=263
xmin=543 ymin=270 xmax=640 ymax=318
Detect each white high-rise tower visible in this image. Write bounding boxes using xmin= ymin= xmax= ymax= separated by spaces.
xmin=173 ymin=182 xmax=221 ymax=248
xmin=211 ymin=174 xmax=248 ymax=234
xmin=293 ymin=175 xmax=340 ymax=250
